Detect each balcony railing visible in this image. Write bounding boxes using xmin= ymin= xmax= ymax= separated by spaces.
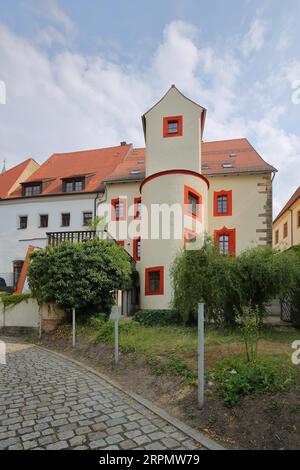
xmin=46 ymin=230 xmax=114 ymax=246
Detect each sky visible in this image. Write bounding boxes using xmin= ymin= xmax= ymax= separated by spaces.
xmin=0 ymin=0 xmax=299 ymax=216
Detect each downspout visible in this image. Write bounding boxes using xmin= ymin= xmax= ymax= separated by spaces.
xmin=290 ymin=209 xmax=293 ymax=247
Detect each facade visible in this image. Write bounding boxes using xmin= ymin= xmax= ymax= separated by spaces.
xmin=0 ymin=86 xmax=277 ymax=309
xmin=273 ymin=186 xmax=300 ymax=251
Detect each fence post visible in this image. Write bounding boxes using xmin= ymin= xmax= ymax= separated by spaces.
xmin=198 ymin=303 xmax=205 ymax=408
xmin=72 ymin=308 xmax=76 ymax=349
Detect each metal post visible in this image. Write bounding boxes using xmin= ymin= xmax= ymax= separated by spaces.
xmin=115 ymin=318 xmax=119 ymax=366
xmin=198 ymin=303 xmax=205 ymax=408
xmin=72 ymin=308 xmax=76 ymax=349
xmin=39 ymin=306 xmax=42 ymax=340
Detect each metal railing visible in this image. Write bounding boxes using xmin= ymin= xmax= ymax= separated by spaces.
xmin=46 ymin=230 xmax=114 ymax=246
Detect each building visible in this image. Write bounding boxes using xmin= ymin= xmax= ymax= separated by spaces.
xmin=0 ymin=86 xmax=276 ymax=310
xmin=273 ymin=186 xmax=300 ymax=251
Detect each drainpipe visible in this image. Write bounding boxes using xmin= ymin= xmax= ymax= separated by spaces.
xmin=290 ymin=209 xmax=293 ymax=247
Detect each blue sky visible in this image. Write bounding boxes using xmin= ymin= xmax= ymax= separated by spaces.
xmin=0 ymin=0 xmax=299 ymax=214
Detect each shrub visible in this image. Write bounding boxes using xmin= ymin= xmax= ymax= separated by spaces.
xmin=28 ymin=240 xmax=134 ymax=315
xmin=134 ymin=309 xmax=182 ymax=326
xmin=0 ymin=293 xmax=31 ymax=309
xmin=146 ymin=354 xmax=197 ymax=385
xmin=211 ymin=356 xmax=297 ymax=406
xmin=95 ymin=320 xmax=139 ymax=344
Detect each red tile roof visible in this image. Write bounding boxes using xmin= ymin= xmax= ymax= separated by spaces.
xmin=0 ymin=158 xmax=36 ymax=199
xmin=4 ymin=139 xmax=276 ymax=199
xmin=8 ymin=145 xmax=132 ymax=198
xmin=273 ymin=186 xmax=300 ymax=224
xmin=105 ymin=138 xmax=276 ymax=182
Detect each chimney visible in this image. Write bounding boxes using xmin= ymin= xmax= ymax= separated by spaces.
xmin=120 ymin=141 xmax=127 ymax=146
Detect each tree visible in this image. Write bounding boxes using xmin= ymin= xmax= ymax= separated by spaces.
xmin=171 ymin=242 xmax=300 ymax=326
xmin=28 ymin=240 xmax=134 ymax=315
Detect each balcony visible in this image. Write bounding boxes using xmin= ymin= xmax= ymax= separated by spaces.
xmin=46 ymin=230 xmax=114 ymax=247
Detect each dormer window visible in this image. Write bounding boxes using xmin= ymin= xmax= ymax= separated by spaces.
xmin=22 ymin=183 xmax=42 ymax=197
xmin=163 ymin=116 xmax=183 ymax=138
xmin=63 ymin=177 xmax=85 ymax=193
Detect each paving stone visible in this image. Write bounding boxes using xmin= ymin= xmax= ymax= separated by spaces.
xmin=0 ymin=339 xmax=201 ymax=451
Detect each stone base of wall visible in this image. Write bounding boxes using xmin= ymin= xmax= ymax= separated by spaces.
xmin=41 ymin=303 xmax=66 ymax=333
xmin=0 ymin=326 xmax=38 ymax=336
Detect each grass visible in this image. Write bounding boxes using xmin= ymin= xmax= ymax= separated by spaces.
xmin=54 ymin=319 xmax=300 ymax=392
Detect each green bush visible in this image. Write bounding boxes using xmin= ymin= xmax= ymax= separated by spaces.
xmin=134 ymin=309 xmax=181 ymax=326
xmin=147 ymin=354 xmax=197 ymax=385
xmin=95 ymin=320 xmax=139 ymax=344
xmin=0 ymin=293 xmax=31 ymax=309
xmin=211 ymin=356 xmax=297 ymax=406
xmin=28 ymin=240 xmax=134 ymax=314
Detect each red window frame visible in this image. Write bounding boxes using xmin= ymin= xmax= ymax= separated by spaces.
xmin=117 ymin=240 xmax=125 ymax=247
xmin=214 ymin=227 xmax=236 ymax=256
xmin=145 ymin=266 xmax=164 ymax=296
xmin=214 ymin=190 xmax=232 ymax=217
xmin=163 ymin=115 xmax=183 ymax=138
xmin=134 ymin=197 xmax=142 ymax=220
xmin=283 ymin=222 xmax=288 ymax=239
xmin=133 ymin=237 xmax=141 ymax=261
xmin=275 ymin=230 xmax=279 ymax=244
xmin=111 ymin=198 xmax=127 ymax=221
xmin=184 ymin=229 xmax=197 ymax=249
xmin=184 ymin=185 xmax=202 ymax=221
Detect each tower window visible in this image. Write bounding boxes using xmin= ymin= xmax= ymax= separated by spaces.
xmin=184 ymin=186 xmax=202 ymax=220
xmin=163 ymin=116 xmax=183 ymax=138
xmin=133 ymin=237 xmax=141 ymax=261
xmin=145 ymin=267 xmax=164 ymax=295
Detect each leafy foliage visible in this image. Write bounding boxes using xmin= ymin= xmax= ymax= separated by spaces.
xmin=134 ymin=309 xmax=182 ymax=326
xmin=28 ymin=240 xmax=134 ymax=313
xmin=211 ymin=356 xmax=297 ymax=406
xmin=171 ymin=241 xmax=300 ymax=325
xmin=239 ymin=306 xmax=262 ymax=362
xmin=0 ymin=293 xmax=31 ymax=309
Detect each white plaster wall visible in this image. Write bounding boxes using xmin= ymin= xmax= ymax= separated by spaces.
xmin=0 ymin=194 xmax=95 ymax=273
xmin=0 ymin=298 xmax=39 ymax=328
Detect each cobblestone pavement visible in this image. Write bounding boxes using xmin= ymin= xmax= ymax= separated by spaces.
xmin=0 ymin=340 xmax=202 ymax=450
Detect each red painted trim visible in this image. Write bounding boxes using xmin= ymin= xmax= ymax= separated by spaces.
xmin=133 ymin=236 xmax=141 ymax=261
xmin=163 ymin=115 xmax=183 ymax=138
xmin=134 ymin=197 xmax=141 ymax=220
xmin=214 ymin=227 xmax=236 ymax=256
xmin=184 ymin=185 xmax=202 ymax=221
xmin=214 ymin=190 xmax=232 ymax=217
xmin=15 ymin=245 xmax=35 ymax=294
xmin=145 ymin=266 xmax=164 ymax=296
xmin=111 ymin=198 xmax=127 ymax=221
xmin=184 ymin=229 xmax=197 ymax=248
xmin=140 ymin=169 xmax=209 ymax=193
xmin=117 ymin=240 xmax=125 ymax=247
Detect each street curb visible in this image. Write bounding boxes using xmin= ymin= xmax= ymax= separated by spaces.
xmin=35 ymin=344 xmax=225 ymax=451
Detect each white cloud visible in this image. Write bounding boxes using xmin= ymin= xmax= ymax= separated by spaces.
xmin=0 ymin=15 xmax=299 ymax=218
xmin=241 ymin=18 xmax=267 ymax=57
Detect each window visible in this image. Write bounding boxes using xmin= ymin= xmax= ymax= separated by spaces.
xmin=134 ymin=197 xmax=142 ymax=219
xmin=133 ymin=237 xmax=141 ymax=261
xmin=163 ymin=116 xmax=183 ymax=138
xmin=61 ymin=213 xmax=70 ymax=227
xmin=214 ymin=227 xmax=236 ymax=256
xmin=275 ymin=230 xmax=279 ymax=244
xmin=145 ymin=267 xmax=164 ymax=296
xmin=83 ymin=212 xmax=93 ymax=226
xmin=111 ymin=198 xmax=126 ymax=221
xmin=19 ymin=216 xmax=28 ymax=230
xmin=13 ymin=260 xmax=24 ymax=290
xmin=184 ymin=186 xmax=202 ymax=220
xmin=214 ymin=190 xmax=232 ymax=217
xmin=283 ymin=222 xmax=288 ymax=239
xmin=22 ymin=183 xmax=42 ymax=197
xmin=39 ymin=214 xmax=48 ymax=228
xmin=298 ymin=211 xmax=300 ymax=228
xmin=63 ymin=178 xmax=85 ymax=193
